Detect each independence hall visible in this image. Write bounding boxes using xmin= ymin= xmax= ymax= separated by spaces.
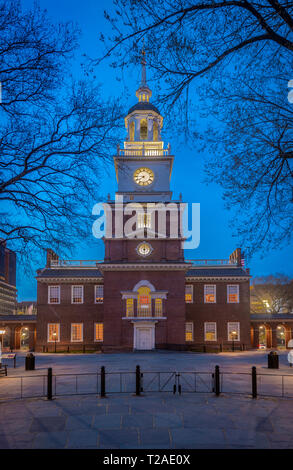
xmin=1 ymin=56 xmax=292 ymax=353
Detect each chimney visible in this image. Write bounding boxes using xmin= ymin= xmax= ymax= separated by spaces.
xmin=46 ymin=249 xmax=59 ymax=267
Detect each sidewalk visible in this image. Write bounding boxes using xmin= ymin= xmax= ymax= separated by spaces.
xmin=0 ymin=392 xmax=293 ymax=449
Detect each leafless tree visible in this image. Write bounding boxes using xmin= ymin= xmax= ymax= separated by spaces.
xmin=0 ymin=1 xmax=123 ymax=264
xmin=98 ymin=0 xmax=293 ymax=256
xmin=250 ymin=274 xmax=293 ymax=314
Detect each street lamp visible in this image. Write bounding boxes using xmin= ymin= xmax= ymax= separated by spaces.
xmin=52 ymin=331 xmax=57 ymax=353
xmin=0 ymin=329 xmax=5 ymax=349
xmin=231 ymin=330 xmax=237 ymax=352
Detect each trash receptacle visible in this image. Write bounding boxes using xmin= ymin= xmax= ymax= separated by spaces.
xmin=268 ymin=351 xmax=279 ymax=369
xmin=25 ymin=353 xmax=35 ymax=371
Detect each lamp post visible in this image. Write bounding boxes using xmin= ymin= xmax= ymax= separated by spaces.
xmin=231 ymin=330 xmax=237 ymax=352
xmin=53 ymin=331 xmax=57 ymax=353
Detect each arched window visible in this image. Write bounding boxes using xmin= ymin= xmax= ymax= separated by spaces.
xmin=137 ymin=286 xmax=151 ymax=317
xmin=20 ymin=327 xmax=30 ymax=351
xmin=259 ymin=325 xmax=267 ymax=348
xmin=140 ymin=119 xmax=148 ymax=140
xmin=129 ymin=121 xmax=135 ymax=141
xmin=153 ymin=122 xmax=158 ymax=141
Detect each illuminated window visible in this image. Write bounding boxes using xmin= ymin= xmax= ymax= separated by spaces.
xmin=48 ymin=286 xmax=60 ymax=304
xmin=185 ymin=322 xmax=193 ymax=341
xmin=129 ymin=121 xmax=135 ymax=141
xmin=126 ymin=298 xmax=134 ymax=317
xmin=153 ymin=122 xmax=158 ymax=141
xmin=95 ymin=285 xmax=104 ymax=304
xmin=140 ymin=119 xmax=148 ymax=140
xmin=185 ymin=285 xmax=193 ymax=303
xmin=227 ymin=322 xmax=240 ymax=341
xmin=155 ymin=298 xmax=163 ymax=317
xmin=48 ymin=323 xmax=60 ymax=342
xmin=71 ymin=285 xmax=83 ymax=304
xmin=71 ymin=323 xmax=83 ymax=342
xmin=137 ymin=212 xmax=151 ymax=229
xmin=137 ymin=286 xmax=151 ymax=317
xmin=95 ymin=323 xmax=103 ymax=342
xmin=204 ymin=285 xmax=216 ymax=303
xmin=204 ymin=322 xmax=217 ymax=341
xmin=227 ymin=285 xmax=239 ymax=303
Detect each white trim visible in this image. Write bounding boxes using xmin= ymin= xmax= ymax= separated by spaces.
xmin=133 ymin=280 xmax=156 ymax=292
xmin=227 ymin=284 xmax=240 ymax=303
xmin=48 ymin=286 xmax=60 ymax=304
xmin=71 ymin=285 xmax=84 ymax=304
xmin=204 ymin=322 xmax=217 ymax=341
xmin=133 ymin=322 xmax=156 ymax=350
xmin=185 ymin=322 xmax=194 ymax=341
xmin=71 ymin=323 xmax=83 ymax=342
xmin=95 ymin=285 xmax=104 ymax=304
xmin=204 ymin=284 xmax=216 ymax=303
xmin=185 ymin=284 xmax=194 ymax=303
xmin=227 ymin=322 xmax=240 ymax=341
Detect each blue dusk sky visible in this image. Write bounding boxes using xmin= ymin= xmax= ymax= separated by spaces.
xmin=16 ymin=0 xmax=293 ymax=300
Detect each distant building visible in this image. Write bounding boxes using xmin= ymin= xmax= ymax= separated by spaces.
xmin=0 ymin=242 xmax=17 ymax=315
xmin=17 ymin=301 xmax=37 ymax=316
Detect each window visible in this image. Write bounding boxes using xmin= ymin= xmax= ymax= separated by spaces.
xmin=185 ymin=322 xmax=193 ymax=341
xmin=204 ymin=285 xmax=216 ymax=303
xmin=71 ymin=323 xmax=83 ymax=342
xmin=153 ymin=122 xmax=158 ymax=141
xmin=95 ymin=323 xmax=103 ymax=342
xmin=126 ymin=298 xmax=134 ymax=317
xmin=227 ymin=285 xmax=239 ymax=303
xmin=95 ymin=285 xmax=104 ymax=304
xmin=48 ymin=286 xmax=60 ymax=304
xmin=129 ymin=121 xmax=135 ymax=141
xmin=48 ymin=323 xmax=60 ymax=342
xmin=137 ymin=212 xmax=151 ymax=229
xmin=204 ymin=322 xmax=217 ymax=341
xmin=155 ymin=298 xmax=163 ymax=317
xmin=140 ymin=119 xmax=148 ymax=140
xmin=137 ymin=286 xmax=151 ymax=317
xmin=227 ymin=322 xmax=240 ymax=341
xmin=185 ymin=285 xmax=193 ymax=303
xmin=72 ymin=285 xmax=83 ymax=304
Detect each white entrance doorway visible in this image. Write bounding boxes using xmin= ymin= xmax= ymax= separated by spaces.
xmin=133 ymin=323 xmax=155 ymax=350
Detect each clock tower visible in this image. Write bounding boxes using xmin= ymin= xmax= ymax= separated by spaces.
xmin=100 ymin=50 xmax=189 ymax=352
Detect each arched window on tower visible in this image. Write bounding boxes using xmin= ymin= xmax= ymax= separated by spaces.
xmin=153 ymin=121 xmax=158 ymax=141
xmin=129 ymin=121 xmax=135 ymax=141
xmin=140 ymin=119 xmax=148 ymax=140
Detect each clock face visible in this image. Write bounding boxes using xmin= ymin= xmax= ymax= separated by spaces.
xmin=137 ymin=242 xmax=152 ymax=257
xmin=133 ymin=167 xmax=154 ymax=186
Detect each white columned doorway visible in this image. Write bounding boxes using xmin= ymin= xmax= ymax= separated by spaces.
xmin=133 ymin=322 xmax=156 ymax=350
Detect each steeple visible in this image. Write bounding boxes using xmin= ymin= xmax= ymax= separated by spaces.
xmin=136 ymin=47 xmax=152 ymax=103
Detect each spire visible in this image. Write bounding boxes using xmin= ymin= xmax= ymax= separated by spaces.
xmin=140 ymin=47 xmax=147 ymax=87
xmin=136 ymin=44 xmax=152 ymax=103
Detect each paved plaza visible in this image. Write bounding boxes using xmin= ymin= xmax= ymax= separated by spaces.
xmin=0 ymin=350 xmax=293 ymax=449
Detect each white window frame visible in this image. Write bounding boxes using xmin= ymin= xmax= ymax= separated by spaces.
xmin=71 ymin=285 xmax=84 ymax=304
xmin=48 ymin=286 xmax=60 ymax=304
xmin=94 ymin=322 xmax=103 ymax=342
xmin=185 ymin=285 xmax=194 ymax=303
xmin=185 ymin=322 xmax=194 ymax=342
xmin=227 ymin=284 xmax=240 ymax=303
xmin=95 ymin=285 xmax=104 ymax=304
xmin=71 ymin=323 xmax=83 ymax=342
xmin=204 ymin=322 xmax=217 ymax=341
xmin=47 ymin=323 xmax=60 ymax=342
xmin=227 ymin=322 xmax=240 ymax=341
xmin=204 ymin=285 xmax=216 ymax=303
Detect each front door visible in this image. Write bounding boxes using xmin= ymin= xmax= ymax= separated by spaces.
xmin=136 ymin=327 xmax=153 ymax=350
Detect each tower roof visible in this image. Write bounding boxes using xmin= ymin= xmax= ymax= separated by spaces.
xmin=127 ymin=101 xmax=160 ymax=115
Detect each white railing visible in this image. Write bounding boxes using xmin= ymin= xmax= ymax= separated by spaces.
xmin=50 ymin=260 xmax=103 ymax=267
xmin=118 ymin=148 xmax=169 ymax=157
xmin=188 ymin=259 xmax=238 ymax=266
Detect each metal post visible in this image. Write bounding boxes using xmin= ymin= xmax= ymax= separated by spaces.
xmin=100 ymin=366 xmax=106 ymax=398
xmin=13 ymin=355 xmax=16 ymax=368
xmin=47 ymin=367 xmax=53 ymax=400
xmin=136 ymin=365 xmax=141 ymax=396
xmin=252 ymin=366 xmax=257 ymax=399
xmin=214 ymin=365 xmax=220 ymax=396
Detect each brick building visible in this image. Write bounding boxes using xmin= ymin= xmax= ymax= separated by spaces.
xmin=35 ymin=55 xmax=253 ymax=353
